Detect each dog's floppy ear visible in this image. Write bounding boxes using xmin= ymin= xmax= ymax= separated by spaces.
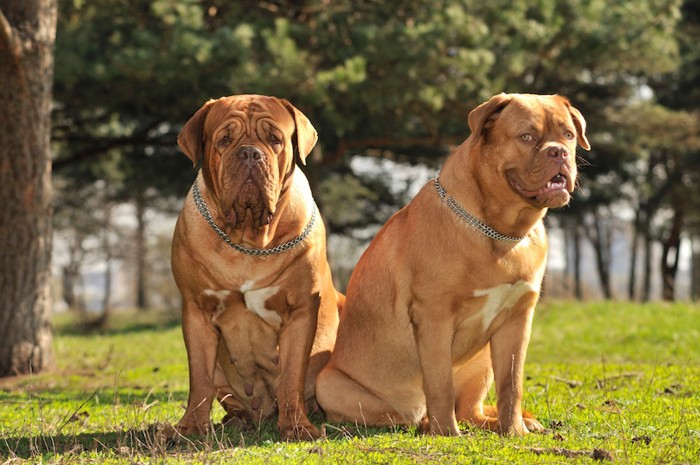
xmin=178 ymin=99 xmax=217 ymax=166
xmin=564 ymin=100 xmax=591 ymax=151
xmin=281 ymin=99 xmax=318 ymax=165
xmin=467 ymin=93 xmax=513 ymax=142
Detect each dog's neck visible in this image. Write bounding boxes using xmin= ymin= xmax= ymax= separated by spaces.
xmin=197 ymin=170 xmax=315 ymax=252
xmin=440 ymin=145 xmax=548 ymax=241
xmin=434 ymin=175 xmax=525 ymax=242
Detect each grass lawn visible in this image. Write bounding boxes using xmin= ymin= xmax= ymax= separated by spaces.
xmin=1 ymin=301 xmax=699 ymax=464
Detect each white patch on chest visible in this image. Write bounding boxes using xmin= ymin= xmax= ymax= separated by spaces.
xmin=240 ymin=280 xmax=283 ymax=329
xmin=473 ymin=280 xmax=536 ymax=331
xmin=202 ymin=289 xmax=231 ymax=316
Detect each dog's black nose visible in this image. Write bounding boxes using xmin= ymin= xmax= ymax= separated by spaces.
xmin=236 ymin=146 xmax=263 ymax=165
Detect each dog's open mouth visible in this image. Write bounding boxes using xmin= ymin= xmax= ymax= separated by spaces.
xmin=508 ymin=172 xmax=571 ymax=205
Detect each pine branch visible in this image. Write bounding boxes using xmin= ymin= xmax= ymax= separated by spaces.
xmin=52 ymin=121 xmax=171 ymax=170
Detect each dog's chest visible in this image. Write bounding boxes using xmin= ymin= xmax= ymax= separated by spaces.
xmin=451 ymin=280 xmax=538 ymax=363
xmin=452 ymin=279 xmax=537 ymax=345
xmin=472 ymin=280 xmax=537 ymax=331
xmin=239 ymin=280 xmax=284 ymax=329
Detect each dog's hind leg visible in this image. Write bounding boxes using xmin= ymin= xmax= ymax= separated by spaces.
xmin=316 ymin=366 xmax=410 ymax=429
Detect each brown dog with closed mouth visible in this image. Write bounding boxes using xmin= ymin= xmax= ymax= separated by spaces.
xmin=171 ymin=95 xmax=341 ymax=441
xmin=316 ymin=93 xmax=589 ymax=436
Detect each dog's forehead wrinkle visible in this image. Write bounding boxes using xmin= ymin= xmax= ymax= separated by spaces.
xmin=499 ymin=101 xmax=543 ymax=128
xmin=247 ymin=101 xmax=265 ymax=113
xmin=513 ymin=119 xmax=540 ymax=135
xmin=258 ymin=118 xmax=288 ymax=140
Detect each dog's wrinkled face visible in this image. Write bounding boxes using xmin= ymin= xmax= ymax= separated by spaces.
xmin=204 ymin=97 xmax=294 ymax=229
xmin=469 ymin=94 xmax=590 ymax=209
xmin=178 ymin=95 xmax=317 ymax=229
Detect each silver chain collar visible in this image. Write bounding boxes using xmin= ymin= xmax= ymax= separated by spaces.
xmin=192 ymin=180 xmax=317 ymax=256
xmin=434 ymin=175 xmax=525 ymax=243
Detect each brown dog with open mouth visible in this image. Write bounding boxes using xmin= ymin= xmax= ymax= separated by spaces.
xmin=171 ymin=95 xmax=341 ymax=441
xmin=316 ymin=93 xmax=589 ymax=436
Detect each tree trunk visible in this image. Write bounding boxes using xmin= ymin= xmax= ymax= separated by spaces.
xmin=641 ymin=225 xmax=653 ymax=302
xmin=563 ymin=219 xmax=573 ymax=297
xmin=135 ymin=191 xmax=147 ymax=310
xmin=97 ymin=206 xmax=114 ymax=328
xmin=0 ymin=1 xmax=57 ymax=377
xmin=661 ymin=190 xmax=684 ymax=301
xmin=584 ymin=210 xmax=613 ymax=299
xmin=62 ymin=264 xmax=83 ymax=312
xmin=62 ymin=235 xmax=86 ymax=313
xmin=572 ymin=217 xmax=583 ymax=300
xmin=558 ymin=217 xmax=584 ymax=299
xmin=628 ymin=210 xmax=641 ymax=300
xmin=692 ymin=235 xmax=700 ymax=301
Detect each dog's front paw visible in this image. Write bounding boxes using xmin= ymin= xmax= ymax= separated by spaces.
xmin=523 ymin=416 xmax=544 ymax=433
xmin=499 ymin=416 xmax=543 ymax=436
xmin=279 ymin=421 xmax=322 ymax=441
xmin=174 ymin=419 xmax=210 ymax=437
xmin=153 ymin=423 xmax=179 ymax=449
xmin=221 ymin=411 xmax=254 ymax=431
xmin=152 ymin=420 xmax=209 ymax=449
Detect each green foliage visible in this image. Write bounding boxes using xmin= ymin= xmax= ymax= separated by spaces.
xmin=53 ymin=0 xmax=684 ymax=158
xmin=51 ymin=0 xmax=694 ymax=259
xmin=319 ymin=172 xmax=380 ymax=230
xmin=1 ymin=302 xmax=699 ymax=463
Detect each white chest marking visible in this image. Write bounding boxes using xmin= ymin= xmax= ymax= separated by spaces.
xmin=473 ymin=280 xmax=536 ymax=331
xmin=202 ymin=289 xmax=231 ymax=316
xmin=240 ymin=280 xmax=282 ymax=329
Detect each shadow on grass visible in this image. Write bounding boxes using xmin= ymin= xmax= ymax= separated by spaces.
xmin=0 ymin=387 xmax=187 ymax=405
xmin=53 ymin=310 xmax=182 ymax=337
xmin=0 ymin=415 xmax=390 ymax=460
xmin=0 ymin=421 xmax=276 ymax=460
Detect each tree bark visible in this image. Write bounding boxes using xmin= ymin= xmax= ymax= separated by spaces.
xmin=0 ymin=1 xmax=57 ymax=376
xmin=62 ymin=234 xmax=86 ymax=313
xmin=641 ymin=221 xmax=653 ymax=302
xmin=628 ymin=210 xmax=641 ymax=300
xmin=692 ymin=235 xmax=700 ymax=301
xmin=135 ymin=191 xmax=147 ymax=310
xmin=661 ymin=189 xmax=684 ymax=301
xmin=98 ymin=206 xmax=114 ymax=327
xmin=573 ymin=217 xmax=583 ymax=300
xmin=584 ymin=209 xmax=613 ymax=299
xmin=564 ymin=217 xmax=584 ymax=300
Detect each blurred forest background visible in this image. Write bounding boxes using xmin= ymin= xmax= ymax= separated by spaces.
xmin=10 ymin=0 xmax=700 ymax=328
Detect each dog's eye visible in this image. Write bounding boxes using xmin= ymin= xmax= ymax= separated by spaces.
xmin=564 ymin=131 xmax=575 ymax=140
xmin=269 ymin=134 xmax=282 ymax=146
xmin=217 ymin=135 xmax=231 ymax=149
xmin=520 ymin=133 xmax=533 ymax=142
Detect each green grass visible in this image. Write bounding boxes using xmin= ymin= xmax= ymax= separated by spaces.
xmin=1 ymin=302 xmax=699 ymax=464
